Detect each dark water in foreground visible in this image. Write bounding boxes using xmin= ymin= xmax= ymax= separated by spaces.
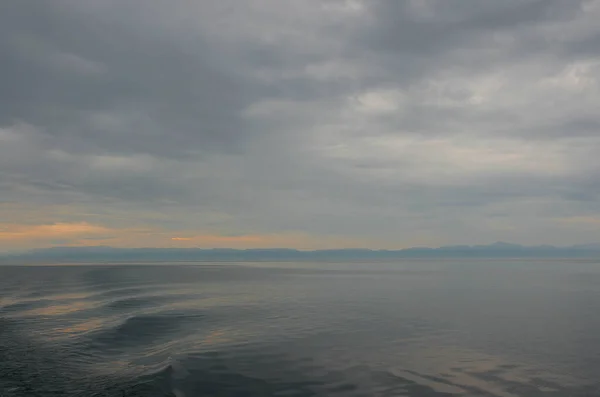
xmin=1 ymin=260 xmax=600 ymax=396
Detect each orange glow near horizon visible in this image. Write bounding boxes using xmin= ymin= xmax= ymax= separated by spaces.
xmin=0 ymin=221 xmax=404 ymax=252
xmin=171 ymin=234 xmax=264 ymax=243
xmin=0 ymin=222 xmax=111 ymax=240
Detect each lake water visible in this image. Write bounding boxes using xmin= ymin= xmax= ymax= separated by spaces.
xmin=1 ymin=259 xmax=600 ymax=396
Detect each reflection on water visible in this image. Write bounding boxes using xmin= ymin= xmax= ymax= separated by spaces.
xmin=1 ymin=260 xmax=600 ymax=396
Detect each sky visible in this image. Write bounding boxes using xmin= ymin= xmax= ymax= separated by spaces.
xmin=2 ymin=0 xmax=600 ymax=252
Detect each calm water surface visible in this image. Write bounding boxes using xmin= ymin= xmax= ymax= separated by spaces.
xmin=1 ymin=259 xmax=600 ymax=396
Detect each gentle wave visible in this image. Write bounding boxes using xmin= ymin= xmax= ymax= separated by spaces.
xmin=2 ymin=262 xmax=600 ymax=396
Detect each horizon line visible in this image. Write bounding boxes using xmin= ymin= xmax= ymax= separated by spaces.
xmin=4 ymin=241 xmax=600 ymax=256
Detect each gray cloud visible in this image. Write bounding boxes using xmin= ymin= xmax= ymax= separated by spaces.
xmin=0 ymin=1 xmax=260 ymax=158
xmin=2 ymin=0 xmax=600 ymax=249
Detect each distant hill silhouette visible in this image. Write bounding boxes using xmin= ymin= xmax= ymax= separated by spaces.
xmin=2 ymin=242 xmax=600 ymax=263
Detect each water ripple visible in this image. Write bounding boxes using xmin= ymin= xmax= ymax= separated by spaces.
xmin=2 ymin=262 xmax=600 ymax=396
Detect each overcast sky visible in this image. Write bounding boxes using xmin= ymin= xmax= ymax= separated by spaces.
xmin=2 ymin=0 xmax=600 ymax=251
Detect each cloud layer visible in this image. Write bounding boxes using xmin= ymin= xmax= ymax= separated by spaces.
xmin=2 ymin=1 xmax=600 ymax=250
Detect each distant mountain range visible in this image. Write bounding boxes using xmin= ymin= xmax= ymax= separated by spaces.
xmin=3 ymin=242 xmax=600 ymax=263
